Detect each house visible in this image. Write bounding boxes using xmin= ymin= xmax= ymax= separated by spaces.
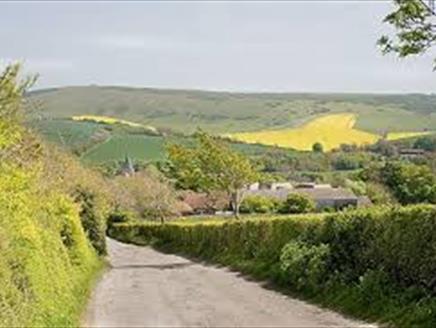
xmin=294 ymin=183 xmax=332 ymax=189
xmin=270 ymin=182 xmax=293 ymax=190
xmin=245 ymin=185 xmax=361 ymax=210
xmin=294 ymin=187 xmax=358 ymax=210
xmin=252 ymin=182 xmax=293 ymax=190
xmin=399 ymin=148 xmax=425 ymax=159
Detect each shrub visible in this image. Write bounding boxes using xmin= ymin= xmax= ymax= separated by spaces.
xmin=344 ymin=179 xmax=367 ymax=196
xmin=74 ymin=187 xmax=108 ymax=255
xmin=240 ymin=195 xmax=279 ymax=214
xmin=365 ymin=182 xmax=396 ymax=205
xmin=312 ymin=142 xmax=324 ymax=153
xmin=280 ymin=241 xmax=330 ymax=292
xmin=107 ymin=208 xmax=136 ymax=226
xmin=278 ymin=193 xmax=315 ymax=214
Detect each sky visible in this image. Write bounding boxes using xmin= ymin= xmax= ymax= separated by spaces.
xmin=1 ymin=1 xmax=434 ymax=93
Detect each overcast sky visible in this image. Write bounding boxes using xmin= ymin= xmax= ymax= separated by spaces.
xmin=1 ymin=1 xmax=434 ymax=93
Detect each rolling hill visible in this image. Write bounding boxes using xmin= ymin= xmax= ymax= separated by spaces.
xmin=27 ymin=86 xmax=436 ymax=163
xmin=27 ymin=86 xmax=436 ymax=134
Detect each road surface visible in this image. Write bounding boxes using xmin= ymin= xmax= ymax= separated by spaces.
xmin=84 ymin=239 xmax=373 ymax=327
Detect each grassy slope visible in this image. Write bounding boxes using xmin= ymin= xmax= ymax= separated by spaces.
xmin=28 ymin=86 xmax=436 ymax=134
xmin=82 ymin=134 xmax=165 ymax=163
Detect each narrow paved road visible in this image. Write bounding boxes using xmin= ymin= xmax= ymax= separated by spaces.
xmin=84 ymin=239 xmax=373 ymax=327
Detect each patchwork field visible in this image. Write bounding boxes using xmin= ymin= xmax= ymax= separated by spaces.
xmin=228 ymin=113 xmax=434 ymax=151
xmin=81 ymin=134 xmax=165 ymax=163
xmin=28 ymin=86 xmax=436 ymax=160
xmin=28 ymin=86 xmax=436 ymax=134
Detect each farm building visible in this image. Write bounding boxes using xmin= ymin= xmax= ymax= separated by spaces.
xmin=399 ymin=148 xmax=426 ymax=159
xmin=245 ymin=185 xmax=364 ymax=210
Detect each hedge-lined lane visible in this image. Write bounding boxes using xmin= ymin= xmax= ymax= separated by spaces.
xmin=109 ymin=205 xmax=436 ymax=328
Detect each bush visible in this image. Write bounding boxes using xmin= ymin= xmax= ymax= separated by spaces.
xmin=240 ymin=195 xmax=279 ymax=213
xmin=312 ymin=142 xmax=324 ymax=153
xmin=107 ymin=208 xmax=136 ymax=226
xmin=40 ymin=145 xmax=114 ymax=255
xmin=278 ymin=193 xmax=315 ymax=214
xmin=280 ymin=241 xmax=330 ymax=292
xmin=365 ymin=182 xmax=396 ymax=205
xmin=74 ymin=187 xmax=108 ymax=255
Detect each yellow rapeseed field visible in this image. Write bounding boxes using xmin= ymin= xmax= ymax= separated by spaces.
xmin=72 ymin=115 xmax=158 ymax=133
xmin=72 ymin=115 xmax=143 ymax=127
xmin=229 ymin=113 xmax=436 ymax=151
xmin=386 ymin=131 xmax=433 ymax=141
xmin=228 ymin=113 xmax=379 ymax=151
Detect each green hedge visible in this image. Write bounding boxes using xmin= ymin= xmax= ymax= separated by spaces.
xmin=109 ymin=205 xmax=436 ymax=327
xmin=0 ymin=164 xmax=102 ymax=327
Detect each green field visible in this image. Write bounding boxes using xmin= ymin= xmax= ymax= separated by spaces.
xmin=28 ymin=86 xmax=436 ymax=134
xmin=82 ymin=134 xmax=165 ymax=163
xmin=30 ymin=119 xmax=108 ymax=150
xmin=31 ymin=117 xmax=291 ymax=164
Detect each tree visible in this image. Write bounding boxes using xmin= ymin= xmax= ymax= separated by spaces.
xmin=166 ymin=132 xmax=258 ymax=218
xmin=381 ymin=162 xmax=436 ymax=204
xmin=278 ymin=193 xmax=316 ymax=214
xmin=113 ymin=170 xmax=178 ymax=223
xmin=312 ymin=142 xmax=324 ymax=153
xmin=378 ymin=0 xmax=436 ymax=69
xmin=414 ymin=135 xmax=436 ymax=151
xmin=0 ymin=63 xmax=36 ymax=154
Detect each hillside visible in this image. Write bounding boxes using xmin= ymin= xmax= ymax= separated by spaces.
xmin=27 ymin=86 xmax=436 ymax=134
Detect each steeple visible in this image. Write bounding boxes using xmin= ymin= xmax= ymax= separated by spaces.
xmin=121 ymin=154 xmax=135 ymax=176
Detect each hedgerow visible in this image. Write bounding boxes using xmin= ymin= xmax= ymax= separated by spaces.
xmin=109 ymin=205 xmax=436 ymax=327
xmin=0 ymin=64 xmax=105 ymax=326
xmin=0 ymin=164 xmax=102 ymax=327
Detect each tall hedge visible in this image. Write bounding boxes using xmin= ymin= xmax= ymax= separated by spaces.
xmin=0 ymin=164 xmax=101 ymax=327
xmin=0 ymin=63 xmax=105 ymax=327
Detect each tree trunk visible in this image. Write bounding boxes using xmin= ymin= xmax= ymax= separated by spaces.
xmin=232 ymin=190 xmax=240 ymax=219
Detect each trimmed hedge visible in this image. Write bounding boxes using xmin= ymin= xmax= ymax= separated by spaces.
xmin=109 ymin=205 xmax=436 ymax=327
